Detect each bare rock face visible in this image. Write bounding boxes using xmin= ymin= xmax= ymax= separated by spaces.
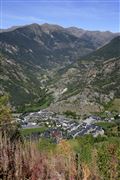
xmin=48 ymin=99 xmax=103 ymax=115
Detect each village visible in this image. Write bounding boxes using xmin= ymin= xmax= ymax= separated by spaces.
xmin=15 ymin=109 xmax=120 ymax=142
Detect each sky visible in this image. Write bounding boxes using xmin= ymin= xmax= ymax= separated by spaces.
xmin=0 ymin=0 xmax=119 ymax=32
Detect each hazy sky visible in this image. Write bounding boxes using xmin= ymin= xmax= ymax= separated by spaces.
xmin=0 ymin=0 xmax=119 ymax=32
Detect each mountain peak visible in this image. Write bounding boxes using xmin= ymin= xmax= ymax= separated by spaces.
xmin=41 ymin=23 xmax=64 ymax=31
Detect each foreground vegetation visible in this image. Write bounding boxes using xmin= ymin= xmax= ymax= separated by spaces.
xmin=0 ymin=95 xmax=120 ymax=179
xmin=1 ymin=132 xmax=120 ymax=180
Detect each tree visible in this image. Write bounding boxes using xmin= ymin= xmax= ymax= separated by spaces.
xmin=0 ymin=95 xmax=12 ymax=125
xmin=0 ymin=94 xmax=20 ymax=140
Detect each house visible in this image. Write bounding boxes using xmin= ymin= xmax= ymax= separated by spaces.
xmin=43 ymin=128 xmax=63 ymax=143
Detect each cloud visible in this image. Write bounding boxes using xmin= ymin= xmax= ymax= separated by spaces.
xmin=3 ymin=14 xmax=45 ymax=22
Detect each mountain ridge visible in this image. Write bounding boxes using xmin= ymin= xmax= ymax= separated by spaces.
xmin=1 ymin=23 xmax=119 ymax=33
xmin=0 ymin=23 xmax=118 ymax=69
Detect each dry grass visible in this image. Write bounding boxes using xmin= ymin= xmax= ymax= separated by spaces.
xmin=0 ymin=132 xmax=102 ymax=180
xmin=0 ymin=133 xmax=79 ymax=180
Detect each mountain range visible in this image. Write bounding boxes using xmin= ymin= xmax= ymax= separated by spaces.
xmin=0 ymin=23 xmax=119 ymax=67
xmin=0 ymin=23 xmax=119 ymax=114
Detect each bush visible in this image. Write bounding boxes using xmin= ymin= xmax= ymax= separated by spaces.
xmin=64 ymin=110 xmax=77 ymax=119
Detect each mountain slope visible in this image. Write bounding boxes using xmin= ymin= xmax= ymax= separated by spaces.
xmin=82 ymin=36 xmax=120 ymax=61
xmin=0 ymin=53 xmax=53 ymax=110
xmin=47 ymin=37 xmax=120 ymax=115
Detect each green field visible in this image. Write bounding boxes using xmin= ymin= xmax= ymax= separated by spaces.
xmin=95 ymin=122 xmax=116 ymax=130
xmin=95 ymin=121 xmax=119 ymax=137
xmin=21 ymin=126 xmax=47 ymax=136
xmin=104 ymin=98 xmax=120 ymax=112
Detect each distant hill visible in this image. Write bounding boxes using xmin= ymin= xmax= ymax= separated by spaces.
xmin=0 ymin=26 xmax=20 ymax=33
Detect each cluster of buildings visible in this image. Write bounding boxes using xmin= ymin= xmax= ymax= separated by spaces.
xmin=18 ymin=110 xmax=105 ymax=142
